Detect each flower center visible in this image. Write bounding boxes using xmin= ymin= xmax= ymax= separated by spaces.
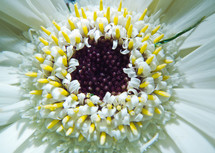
xmin=72 ymin=37 xmax=130 ymax=98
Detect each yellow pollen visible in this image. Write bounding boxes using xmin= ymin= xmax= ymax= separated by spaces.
xmin=148 ymin=95 xmax=155 ymax=100
xmin=114 ymin=15 xmax=118 ymax=25
xmin=163 ymin=75 xmax=170 ymax=81
xmin=56 ymin=125 xmax=64 ymax=132
xmin=68 ymin=19 xmax=76 ymax=30
xmin=37 ymin=78 xmax=49 ymax=84
xmin=51 ymin=35 xmax=59 ymax=45
xmin=154 ymin=107 xmax=162 ymax=114
xmin=81 ymin=7 xmax=87 ymax=19
xmin=96 ymin=115 xmax=101 ymax=122
xmin=42 ymin=102 xmax=64 ymax=111
xmin=25 ymin=72 xmax=37 ymax=77
xmin=145 ymin=55 xmax=154 ymax=64
xmin=78 ymin=115 xmax=88 ymax=124
xmin=93 ymin=11 xmax=97 ymax=21
xmin=82 ymin=25 xmax=88 ymax=37
xmin=151 ymin=25 xmax=161 ymax=35
xmin=71 ymin=94 xmax=78 ymax=101
xmin=153 ymin=46 xmax=162 ymax=55
xmin=106 ymin=116 xmax=112 ymax=125
xmin=34 ymin=54 xmax=44 ymax=63
xmin=125 ymin=16 xmax=131 ymax=30
xmin=118 ymin=125 xmax=125 ymax=133
xmin=154 ymin=34 xmax=164 ymax=44
xmin=40 ymin=26 xmax=51 ymax=35
xmin=42 ymin=48 xmax=51 ymax=55
xmin=137 ymin=122 xmax=143 ymax=127
xmin=46 ymin=93 xmax=52 ymax=99
xmin=62 ymin=31 xmax=71 ymax=43
xmin=106 ymin=7 xmax=110 ymax=23
xmin=139 ymin=8 xmax=147 ymax=21
xmin=127 ymin=24 xmax=133 ymax=38
xmin=52 ymin=21 xmax=61 ymax=31
xmin=138 ymin=25 xmax=149 ymax=36
xmin=118 ymin=0 xmax=122 ymax=12
xmin=59 ymin=88 xmax=69 ymax=96
xmin=131 ymin=55 xmax=136 ymax=65
xmin=164 ymin=59 xmax=173 ymax=64
xmin=100 ymin=132 xmax=106 ymax=145
xmin=107 ymin=104 xmax=112 ymax=109
xmin=129 ymin=110 xmax=135 ymax=116
xmin=57 ymin=48 xmax=66 ymax=56
xmin=74 ymin=3 xmax=80 ymax=18
xmin=62 ymin=115 xmax=71 ymax=124
xmin=75 ymin=36 xmax=81 ymax=44
xmin=116 ymin=28 xmax=120 ymax=39
xmin=142 ymin=108 xmax=153 ymax=116
xmin=47 ymin=120 xmax=59 ymax=129
xmin=66 ymin=127 xmax=74 ymax=136
xmin=126 ymin=95 xmax=131 ymax=101
xmin=152 ymin=72 xmax=161 ymax=79
xmin=116 ymin=105 xmax=122 ymax=111
xmin=128 ymin=39 xmax=134 ymax=50
xmin=61 ymin=69 xmax=68 ymax=77
xmin=142 ymin=34 xmax=150 ymax=42
xmin=86 ymin=99 xmax=95 ymax=107
xmin=155 ymin=64 xmax=167 ymax=71
xmin=139 ymin=81 xmax=149 ymax=88
xmin=89 ymin=123 xmax=95 ymax=134
xmin=39 ymin=37 xmax=49 ymax=46
xmin=100 ymin=0 xmax=103 ymax=11
xmin=62 ymin=55 xmax=68 ymax=67
xmin=140 ymin=43 xmax=147 ymax=54
xmin=130 ymin=122 xmax=138 ymax=135
xmin=78 ymin=134 xmax=84 ymax=142
xmin=99 ymin=22 xmax=104 ymax=33
xmin=137 ymin=66 xmax=144 ymax=75
xmin=49 ymin=81 xmax=62 ymax=87
xmin=154 ymin=90 xmax=170 ymax=97
xmin=40 ymin=64 xmax=53 ymax=72
xmin=123 ymin=8 xmax=128 ymax=17
xmin=30 ymin=90 xmax=42 ymax=95
xmin=74 ymin=107 xmax=79 ymax=113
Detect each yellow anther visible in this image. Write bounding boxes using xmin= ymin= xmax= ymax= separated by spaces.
xmin=164 ymin=59 xmax=173 ymax=64
xmin=42 ymin=48 xmax=51 ymax=55
xmin=116 ymin=28 xmax=120 ymax=39
xmin=57 ymin=48 xmax=66 ymax=56
xmin=154 ymin=107 xmax=162 ymax=114
xmin=96 ymin=115 xmax=101 ymax=122
xmin=131 ymin=55 xmax=136 ymax=65
xmin=78 ymin=115 xmax=88 ymax=124
xmin=62 ymin=55 xmax=68 ymax=67
xmin=139 ymin=81 xmax=149 ymax=88
xmin=49 ymin=81 xmax=62 ymax=87
xmin=142 ymin=108 xmax=153 ymax=116
xmin=139 ymin=8 xmax=147 ymax=21
xmin=154 ymin=90 xmax=170 ymax=97
xmin=137 ymin=122 xmax=143 ymax=127
xmin=123 ymin=8 xmax=128 ymax=18
xmin=137 ymin=66 xmax=144 ymax=75
xmin=152 ymin=72 xmax=161 ymax=79
xmin=74 ymin=3 xmax=80 ymax=18
xmin=89 ymin=123 xmax=95 ymax=134
xmin=56 ymin=125 xmax=64 ymax=132
xmin=148 ymin=95 xmax=155 ymax=100
xmin=128 ymin=39 xmax=134 ymax=50
xmin=75 ymin=36 xmax=81 ymax=44
xmin=99 ymin=22 xmax=104 ymax=33
xmin=138 ymin=25 xmax=149 ymax=36
xmin=100 ymin=0 xmax=103 ymax=11
xmin=86 ymin=99 xmax=94 ymax=107
xmin=66 ymin=127 xmax=74 ymax=136
xmin=127 ymin=24 xmax=133 ymax=38
xmin=140 ymin=43 xmax=147 ymax=54
xmin=59 ymin=88 xmax=69 ymax=96
xmin=153 ymin=46 xmax=162 ymax=55
xmin=138 ymin=97 xmax=145 ymax=103
xmin=155 ymin=64 xmax=166 ymax=71
xmin=106 ymin=116 xmax=112 ymax=125
xmin=37 ymin=106 xmax=42 ymax=110
xmin=61 ymin=69 xmax=68 ymax=77
xmin=34 ymin=54 xmax=44 ymax=63
xmin=82 ymin=25 xmax=88 ymax=36
xmin=106 ymin=7 xmax=110 ymax=23
xmin=142 ymin=34 xmax=150 ymax=42
xmin=52 ymin=21 xmax=61 ymax=31
xmin=107 ymin=104 xmax=112 ymax=109
xmin=125 ymin=16 xmax=131 ymax=31
xmin=130 ymin=122 xmax=138 ymax=135
xmin=93 ymin=11 xmax=97 ymax=21
xmin=47 ymin=120 xmax=59 ymax=129
xmin=100 ymin=132 xmax=106 ymax=145
xmin=25 ymin=72 xmax=37 ymax=77
xmin=129 ymin=110 xmax=135 ymax=116
xmin=114 ymin=15 xmax=118 ymax=25
xmin=30 ymin=90 xmax=43 ymax=95
xmin=145 ymin=55 xmax=154 ymax=64
xmin=163 ymin=75 xmax=170 ymax=81
xmin=126 ymin=95 xmax=131 ymax=101
xmin=46 ymin=93 xmax=52 ymax=99
xmin=74 ymin=107 xmax=79 ymax=113
xmin=37 ymin=78 xmax=49 ymax=84
xmin=154 ymin=34 xmax=164 ymax=44
xmin=78 ymin=134 xmax=84 ymax=142
xmin=118 ymin=125 xmax=125 ymax=133
xmin=62 ymin=115 xmax=71 ymax=124
xmin=41 ymin=64 xmax=53 ymax=72
xmin=40 ymin=26 xmax=51 ymax=35
xmin=39 ymin=37 xmax=49 ymax=46
xmin=71 ymin=94 xmax=78 ymax=101
xmin=62 ymin=31 xmax=71 ymax=43
xmin=118 ymin=0 xmax=122 ymax=12
xmin=50 ymin=35 xmax=58 ymax=45
xmin=68 ymin=19 xmax=76 ymax=30
xmin=116 ymin=105 xmax=122 ymax=111
xmin=86 ymin=93 xmax=91 ymax=98
xmin=151 ymin=25 xmax=161 ymax=35
xmin=81 ymin=7 xmax=87 ymax=19
xmin=42 ymin=102 xmax=64 ymax=111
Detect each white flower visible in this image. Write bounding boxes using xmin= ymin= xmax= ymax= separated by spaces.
xmin=0 ymin=0 xmax=215 ymax=153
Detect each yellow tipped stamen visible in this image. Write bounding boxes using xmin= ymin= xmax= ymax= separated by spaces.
xmin=68 ymin=19 xmax=76 ymax=30
xmin=57 ymin=48 xmax=66 ymax=56
xmin=82 ymin=25 xmax=88 ymax=37
xmin=118 ymin=125 xmax=125 ymax=133
xmin=154 ymin=107 xmax=162 ymax=114
xmin=100 ymin=132 xmax=106 ymax=145
xmin=75 ymin=36 xmax=81 ymax=44
xmin=116 ymin=28 xmax=120 ymax=39
xmin=25 ymin=72 xmax=37 ymax=77
xmin=127 ymin=24 xmax=133 ymax=38
xmin=39 ymin=37 xmax=49 ymax=46
xmin=78 ymin=115 xmax=88 ymax=124
xmin=52 ymin=21 xmax=61 ymax=31
xmin=130 ymin=122 xmax=138 ymax=135
xmin=138 ymin=25 xmax=149 ymax=36
xmin=56 ymin=125 xmax=64 ymax=132
xmin=142 ymin=108 xmax=153 ymax=116
xmin=62 ymin=115 xmax=71 ymax=124
xmin=66 ymin=127 xmax=74 ymax=136
xmin=89 ymin=123 xmax=95 ymax=134
xmin=74 ymin=107 xmax=79 ymax=113
xmin=40 ymin=26 xmax=51 ymax=35
xmin=106 ymin=117 xmax=112 ymax=125
xmin=137 ymin=66 xmax=144 ymax=75
xmin=131 ymin=55 xmax=136 ymax=65
xmin=41 ymin=64 xmax=53 ymax=72
xmin=128 ymin=39 xmax=134 ymax=50
xmin=107 ymin=104 xmax=112 ymax=109
xmin=81 ymin=8 xmax=87 ymax=19
xmin=129 ymin=110 xmax=135 ymax=116
xmin=96 ymin=115 xmax=101 ymax=122
xmin=137 ymin=122 xmax=143 ymax=127
xmin=78 ymin=134 xmax=84 ymax=142
xmin=42 ymin=48 xmax=51 ymax=55
xmin=164 ymin=59 xmax=173 ymax=64
xmin=153 ymin=46 xmax=162 ymax=55
xmin=116 ymin=105 xmax=121 ymax=111
xmin=37 ymin=78 xmax=49 ymax=84
xmin=118 ymin=0 xmax=122 ymax=12
xmin=151 ymin=25 xmax=161 ymax=35
xmin=47 ymin=120 xmax=59 ymax=129
xmin=138 ymin=97 xmax=145 ymax=103
xmin=139 ymin=81 xmax=149 ymax=88
xmin=152 ymin=72 xmax=161 ymax=79
xmin=61 ymin=69 xmax=68 ymax=77
xmin=123 ymin=8 xmax=128 ymax=17
xmin=126 ymin=95 xmax=131 ymax=101
xmin=62 ymin=55 xmax=68 ymax=67
xmin=106 ymin=7 xmax=110 ymax=23
xmin=42 ymin=102 xmax=64 ymax=111
xmin=145 ymin=55 xmax=154 ymax=64
xmin=155 ymin=64 xmax=166 ymax=71
xmin=46 ymin=93 xmax=52 ymax=99
xmin=148 ymin=95 xmax=155 ymax=100
xmin=62 ymin=31 xmax=71 ymax=43
xmin=99 ymin=22 xmax=104 ymax=33
xmin=30 ymin=90 xmax=42 ymax=95
xmin=74 ymin=3 xmax=80 ymax=18
xmin=163 ymin=75 xmax=170 ymax=81
xmin=93 ymin=11 xmax=97 ymax=21
xmin=34 ymin=54 xmax=44 ymax=63
xmin=139 ymin=8 xmax=147 ymax=21
xmin=140 ymin=43 xmax=147 ymax=54
xmin=86 ymin=99 xmax=95 ymax=107
xmin=142 ymin=34 xmax=150 ymax=42
xmin=100 ymin=0 xmax=103 ymax=11
xmin=49 ymin=81 xmax=62 ymax=87
xmin=154 ymin=34 xmax=164 ymax=44
xmin=51 ymin=35 xmax=59 ymax=45
xmin=125 ymin=16 xmax=131 ymax=31
xmin=71 ymin=94 xmax=78 ymax=101
xmin=154 ymin=90 xmax=170 ymax=97
xmin=59 ymin=88 xmax=69 ymax=96
xmin=114 ymin=15 xmax=118 ymax=25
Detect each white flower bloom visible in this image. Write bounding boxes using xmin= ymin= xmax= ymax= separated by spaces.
xmin=0 ymin=0 xmax=215 ymax=153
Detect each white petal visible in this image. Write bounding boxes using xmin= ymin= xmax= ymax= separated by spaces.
xmin=165 ymin=119 xmax=215 ymax=153
xmin=0 ymin=66 xmax=19 ymax=85
xmin=0 ymin=51 xmax=23 ymax=66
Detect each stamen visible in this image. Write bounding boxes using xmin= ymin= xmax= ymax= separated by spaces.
xmin=42 ymin=48 xmax=51 ymax=55
xmin=138 ymin=25 xmax=149 ymax=36
xmin=100 ymin=0 xmax=103 ymax=11
xmin=37 ymin=78 xmax=49 ymax=84
xmin=130 ymin=122 xmax=138 ymax=135
xmin=99 ymin=22 xmax=104 ymax=33
xmin=74 ymin=3 xmax=81 ymax=18
xmin=126 ymin=95 xmax=131 ymax=101
xmin=155 ymin=64 xmax=166 ymax=71
xmin=51 ymin=35 xmax=59 ymax=45
xmin=137 ymin=66 xmax=144 ymax=75
xmin=40 ymin=64 xmax=53 ymax=72
xmin=138 ymin=97 xmax=145 ymax=103
xmin=96 ymin=115 xmax=101 ymax=122
xmin=62 ymin=31 xmax=71 ymax=43
xmin=106 ymin=117 xmax=112 ymax=125
xmin=123 ymin=8 xmax=128 ymax=17
xmin=145 ymin=55 xmax=154 ymax=64
xmin=129 ymin=110 xmax=135 ymax=116
xmin=137 ymin=122 xmax=143 ymax=127
xmin=61 ymin=69 xmax=68 ymax=77
xmin=138 ymin=8 xmax=147 ymax=21
xmin=142 ymin=108 xmax=153 ymax=116
xmin=56 ymin=125 xmax=64 ymax=132
xmin=82 ymin=25 xmax=88 ymax=37
xmin=66 ymin=127 xmax=74 ymax=136
xmin=74 ymin=107 xmax=79 ymax=113
xmin=93 ymin=11 xmax=97 ymax=21
xmin=39 ymin=37 xmax=49 ymax=46
xmin=78 ymin=134 xmax=84 ymax=142
xmin=100 ymin=132 xmax=106 ymax=145
xmin=139 ymin=81 xmax=149 ymax=88
xmin=116 ymin=105 xmax=122 ymax=111
xmin=154 ymin=107 xmax=162 ymax=114
xmin=154 ymin=90 xmax=170 ymax=97
xmin=25 ymin=72 xmax=37 ymax=77
xmin=59 ymin=88 xmax=69 ymax=96
xmin=140 ymin=43 xmax=147 ymax=54
xmin=131 ymin=55 xmax=136 ymax=65
xmin=30 ymin=90 xmax=43 ymax=95
xmin=47 ymin=120 xmax=59 ymax=129
xmin=71 ymin=94 xmax=78 ymax=100
xmin=148 ymin=95 xmax=155 ymax=100
xmin=62 ymin=115 xmax=71 ymax=124
xmin=40 ymin=26 xmax=51 ymax=35
xmin=42 ymin=102 xmax=64 ymax=111
xmin=86 ymin=99 xmax=95 ymax=107
xmin=62 ymin=55 xmax=68 ymax=67
xmin=151 ymin=25 xmax=161 ymax=35
xmin=118 ymin=0 xmax=122 ymax=12
xmin=49 ymin=81 xmax=62 ymax=87
xmin=81 ymin=8 xmax=87 ymax=19
xmin=89 ymin=123 xmax=95 ymax=134
xmin=116 ymin=28 xmax=120 ymax=39
xmin=128 ymin=39 xmax=134 ymax=50
xmin=142 ymin=34 xmax=150 ymax=42
xmin=127 ymin=24 xmax=133 ymax=38
xmin=52 ymin=21 xmax=61 ymax=31
xmin=75 ymin=36 xmax=81 ymax=43
xmin=153 ymin=46 xmax=162 ymax=55
xmin=152 ymin=72 xmax=161 ymax=79
xmin=114 ymin=15 xmax=118 ymax=25
xmin=57 ymin=48 xmax=66 ymax=56
xmin=78 ymin=115 xmax=88 ymax=124
xmin=68 ymin=19 xmax=76 ymax=30
xmin=154 ymin=34 xmax=164 ymax=44
xmin=106 ymin=7 xmax=110 ymax=23
xmin=118 ymin=125 xmax=125 ymax=133
xmin=34 ymin=54 xmax=45 ymax=63
xmin=107 ymin=104 xmax=112 ymax=109
xmin=163 ymin=75 xmax=170 ymax=81
xmin=46 ymin=93 xmax=53 ymax=99
xmin=164 ymin=59 xmax=173 ymax=64
xmin=125 ymin=16 xmax=131 ymax=30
